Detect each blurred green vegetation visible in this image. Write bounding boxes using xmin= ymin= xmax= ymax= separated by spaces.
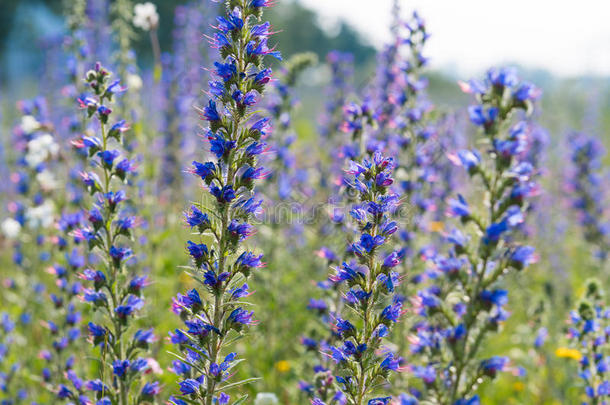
xmin=0 ymin=0 xmax=375 ymax=85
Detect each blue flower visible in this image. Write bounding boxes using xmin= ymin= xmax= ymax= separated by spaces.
xmin=447 ymin=194 xmax=470 ymax=218
xmin=380 ymin=303 xmax=402 ymax=323
xmin=191 ymin=161 xmax=216 ymax=181
xmin=184 ymin=206 xmax=210 ymax=229
xmin=227 ymin=308 xmax=255 ymax=326
xmin=115 ymin=295 xmax=144 ymax=318
xmin=479 ymin=356 xmax=509 ymax=377
xmin=203 ymin=100 xmax=221 ymax=121
xmin=208 ymin=133 xmax=236 ymax=158
xmin=479 ymin=290 xmax=508 ymax=308
xmin=97 ymin=149 xmax=120 ymax=167
xmin=468 ymin=105 xmax=498 ymax=127
xmin=510 ymin=245 xmax=536 ymax=270
xmin=179 ymin=378 xmax=201 ymax=395
xmin=210 ymin=185 xmax=236 ymax=203
xmin=187 ymin=241 xmax=209 ymax=262
xmin=113 ymin=360 xmax=129 ymax=377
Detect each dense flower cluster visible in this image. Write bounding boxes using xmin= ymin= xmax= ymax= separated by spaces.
xmin=567 ymin=133 xmax=609 ymax=261
xmin=310 ymin=151 xmax=404 ymax=405
xmin=168 ymin=1 xmax=279 ymax=404
xmin=406 ymin=68 xmax=542 ymax=403
xmin=70 ymin=63 xmax=159 ymax=404
xmin=565 ymin=279 xmax=609 ymax=403
xmin=385 ymin=11 xmax=436 ymax=276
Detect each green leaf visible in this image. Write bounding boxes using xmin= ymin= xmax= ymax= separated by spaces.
xmin=218 ymin=377 xmax=260 ymax=391
xmin=232 ymin=394 xmax=249 ymax=405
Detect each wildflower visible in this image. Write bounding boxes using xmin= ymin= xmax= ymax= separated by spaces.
xmin=555 ymin=347 xmax=582 ymax=361
xmin=73 ymin=64 xmax=158 ymax=401
xmin=411 ymin=68 xmax=543 ymax=402
xmin=1 ymin=218 xmax=21 ymax=239
xmin=170 ymin=2 xmax=278 ymax=403
xmin=479 ymin=356 xmax=509 ymax=378
xmin=563 ymin=279 xmax=609 ymax=403
xmin=133 ymin=2 xmax=159 ymax=31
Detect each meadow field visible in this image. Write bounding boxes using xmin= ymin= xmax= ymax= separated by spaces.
xmin=0 ymin=1 xmax=608 ymax=404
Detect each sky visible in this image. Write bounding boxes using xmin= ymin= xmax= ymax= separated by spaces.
xmin=299 ymin=0 xmax=610 ymax=77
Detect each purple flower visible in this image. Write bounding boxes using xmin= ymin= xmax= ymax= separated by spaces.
xmin=184 ymin=206 xmax=210 ymax=229
xmin=141 ymin=381 xmax=161 ymax=398
xmin=480 ymin=356 xmax=509 ymax=377
xmin=227 ymin=308 xmax=256 ymax=326
xmin=109 ymin=245 xmax=132 ymax=264
xmin=227 ymin=220 xmax=254 ymax=240
xmin=382 ymin=252 xmax=401 ymax=268
xmin=235 ymin=251 xmax=265 ymax=270
xmin=210 ymin=185 xmax=236 ymax=203
xmin=115 ymin=295 xmax=144 ymax=318
xmin=380 ymin=303 xmax=403 ymax=323
xmin=203 ymin=100 xmax=221 ymax=121
xmin=447 ymin=194 xmax=470 ymax=218
xmin=208 ymin=133 xmax=236 ymax=158
xmin=98 ymin=150 xmax=120 ymax=167
xmin=468 ymin=105 xmax=498 ymax=127
xmin=187 ymin=241 xmax=209 ymax=263
xmin=191 ymin=161 xmax=216 ymax=182
xmin=479 ymin=290 xmax=508 ymax=308
xmin=510 ymin=245 xmax=536 ymax=270
xmin=179 ymin=379 xmax=201 ymax=395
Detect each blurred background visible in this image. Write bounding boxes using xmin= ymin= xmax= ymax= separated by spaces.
xmin=2 ymin=0 xmax=610 ymax=136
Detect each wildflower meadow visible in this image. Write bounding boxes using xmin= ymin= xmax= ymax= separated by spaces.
xmin=0 ymin=1 xmax=609 ymax=404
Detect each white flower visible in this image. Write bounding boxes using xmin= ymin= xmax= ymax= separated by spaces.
xmin=25 ymin=134 xmax=59 ymax=168
xmin=25 ymin=200 xmax=55 ymax=229
xmin=133 ymin=2 xmax=159 ymax=31
xmin=20 ymin=115 xmax=40 ymax=134
xmin=1 ymin=218 xmax=21 ymax=239
xmin=36 ymin=170 xmax=58 ymax=191
xmin=254 ymin=393 xmax=279 ymax=405
xmin=127 ymin=73 xmax=143 ymax=91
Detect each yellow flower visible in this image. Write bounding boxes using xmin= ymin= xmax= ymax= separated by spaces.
xmin=428 ymin=221 xmax=444 ymax=233
xmin=513 ymin=381 xmax=524 ymax=392
xmin=275 ymin=360 xmax=291 ymax=373
xmin=555 ymin=347 xmax=582 ymax=360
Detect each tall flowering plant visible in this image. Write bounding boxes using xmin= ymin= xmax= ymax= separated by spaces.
xmin=564 ymin=279 xmax=609 ymax=404
xmin=388 ymin=10 xmax=435 ymax=285
xmin=567 ymin=133 xmax=609 ymax=263
xmin=168 ymin=1 xmax=279 ymax=404
xmin=71 ymin=63 xmax=159 ymax=404
xmin=311 ymin=151 xmax=404 ymax=405
xmin=298 ymin=101 xmax=376 ymax=403
xmin=407 ymin=68 xmax=541 ymax=404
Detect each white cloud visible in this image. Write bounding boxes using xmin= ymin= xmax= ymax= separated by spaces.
xmin=298 ymin=0 xmax=610 ymax=76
